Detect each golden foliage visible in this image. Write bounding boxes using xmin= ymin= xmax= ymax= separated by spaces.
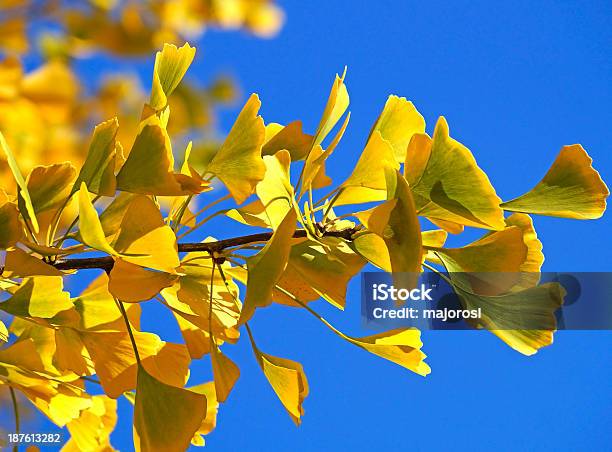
xmin=0 ymin=8 xmax=608 ymax=448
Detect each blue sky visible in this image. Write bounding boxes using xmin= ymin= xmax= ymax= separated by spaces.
xmin=6 ymin=0 xmax=612 ymax=450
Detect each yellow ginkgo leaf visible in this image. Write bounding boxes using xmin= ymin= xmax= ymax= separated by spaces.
xmin=257 ymin=353 xmax=308 ymax=425
xmin=351 ymin=232 xmax=392 ymax=271
xmin=116 ymin=115 xmax=205 ymax=196
xmin=504 ymin=213 xmax=543 ymax=273
xmin=64 ymin=395 xmax=117 ymax=452
xmin=428 ymin=217 xmax=465 ymax=235
xmin=54 ymin=326 xmax=92 ymax=375
xmin=383 ymin=169 xmax=422 ymax=273
xmin=404 ymin=132 xmax=432 ymax=186
xmin=431 ymin=221 xmax=544 ymax=297
xmin=0 ymin=194 xmax=21 ymax=249
xmin=0 ymin=276 xmax=72 ymax=318
xmin=112 ymin=194 xmax=179 ymax=273
xmin=0 ymin=130 xmax=39 ymax=232
xmin=448 ymin=274 xmax=565 ymax=356
xmin=421 ymin=229 xmax=448 ymax=264
xmin=3 ymin=247 xmax=62 ymax=277
xmin=255 ymin=150 xmax=294 ymax=229
xmin=70 ymin=272 xmax=141 ymax=333
xmin=240 ymin=209 xmax=297 ymax=324
xmin=334 ymin=131 xmax=398 ymax=206
xmin=206 ymin=94 xmax=266 ymax=204
xmin=340 ymin=328 xmax=430 ymax=376
xmin=149 ymin=43 xmax=197 ymax=111
xmin=109 ymin=259 xmax=178 ymax=302
xmin=161 ymin=255 xmax=241 ymax=338
xmin=277 ymin=236 xmax=365 ymax=309
xmin=355 ymin=329 xmax=430 ymax=375
xmin=262 ymin=120 xmax=313 ymax=161
xmin=313 ymin=70 xmax=349 ymax=146
xmin=371 ymin=95 xmax=425 ymax=163
xmin=73 ymin=117 xmax=119 ymax=197
xmin=407 ymin=117 xmax=506 ymax=230
xmin=211 ymin=345 xmax=240 ymax=403
xmin=82 ymin=330 xmax=191 ymax=398
xmin=226 ymin=199 xmax=271 ymax=229
xmin=428 ymin=226 xmax=528 ymax=274
xmin=98 ymin=191 xmax=136 ymax=239
xmin=25 ymin=384 xmax=92 ymax=428
xmin=251 ymin=341 xmax=309 ymax=425
xmin=501 ymin=144 xmax=609 ymax=219
xmin=299 ymin=112 xmax=350 ymax=197
xmin=78 ymin=182 xmax=119 ymax=256
xmin=189 ymin=382 xmax=219 ymax=446
xmin=24 ymin=162 xmax=76 ymax=214
xmin=421 ymin=229 xmax=448 ymax=248
xmin=133 ymin=365 xmax=207 ymax=452
xmin=174 ymin=313 xmax=211 ymax=359
xmin=20 ymin=59 xmax=78 ymax=120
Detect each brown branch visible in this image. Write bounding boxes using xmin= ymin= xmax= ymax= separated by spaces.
xmin=51 ymin=227 xmax=358 ymax=272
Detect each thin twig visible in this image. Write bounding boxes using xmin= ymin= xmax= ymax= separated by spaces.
xmin=52 ymin=227 xmax=359 ymax=271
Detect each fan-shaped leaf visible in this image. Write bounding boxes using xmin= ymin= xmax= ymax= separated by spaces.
xmin=206 ymin=94 xmax=266 ymax=204
xmin=133 ymin=366 xmax=206 ymax=452
xmin=501 ymin=144 xmax=609 ymax=219
xmin=371 ymin=95 xmax=425 ymax=163
xmin=74 ymin=117 xmax=119 ymax=197
xmin=407 ymin=117 xmax=505 ymax=230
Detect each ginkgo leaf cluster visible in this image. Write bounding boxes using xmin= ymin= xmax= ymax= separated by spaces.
xmin=0 ymin=40 xmax=608 ymax=452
